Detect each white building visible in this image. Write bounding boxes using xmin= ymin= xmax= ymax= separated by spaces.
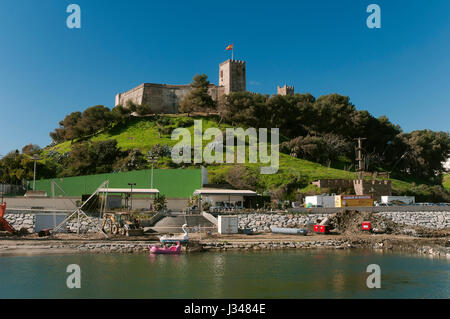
xmin=304 ymin=195 xmax=336 ymax=208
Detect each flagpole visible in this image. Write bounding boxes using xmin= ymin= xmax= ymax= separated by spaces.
xmin=232 ymin=47 xmax=234 ymax=60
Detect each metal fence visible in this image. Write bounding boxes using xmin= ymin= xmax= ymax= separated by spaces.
xmin=0 ymin=184 xmax=25 ymax=196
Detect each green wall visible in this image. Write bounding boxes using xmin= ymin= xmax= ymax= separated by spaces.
xmin=32 ymin=169 xmax=202 ymax=198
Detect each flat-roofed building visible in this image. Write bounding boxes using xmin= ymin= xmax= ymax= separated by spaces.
xmin=193 ymin=188 xmax=257 ymax=210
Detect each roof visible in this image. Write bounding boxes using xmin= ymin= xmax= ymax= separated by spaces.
xmin=98 ymin=188 xmax=160 ymax=194
xmin=193 ymin=189 xmax=257 ymax=196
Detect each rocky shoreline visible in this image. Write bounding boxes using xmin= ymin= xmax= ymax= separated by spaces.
xmin=1 ymin=236 xmax=448 ymax=258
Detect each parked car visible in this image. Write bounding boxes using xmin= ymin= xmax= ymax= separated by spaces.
xmin=417 ymin=202 xmax=434 ymax=206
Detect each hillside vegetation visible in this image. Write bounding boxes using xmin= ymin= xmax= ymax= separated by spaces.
xmin=40 ymin=115 xmax=438 ymax=200
xmin=444 ymin=174 xmax=450 ymax=190
xmin=1 ymin=76 xmax=448 ymax=202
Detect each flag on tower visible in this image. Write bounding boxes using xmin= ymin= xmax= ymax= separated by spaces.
xmin=226 ymin=44 xmax=233 ymax=50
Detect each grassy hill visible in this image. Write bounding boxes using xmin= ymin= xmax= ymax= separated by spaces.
xmin=41 ymin=115 xmax=443 ymax=199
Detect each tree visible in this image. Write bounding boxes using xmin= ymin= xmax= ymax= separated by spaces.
xmin=50 ymin=106 xmax=118 ymax=144
xmin=153 ymin=195 xmax=167 ymax=212
xmin=64 ymin=139 xmax=123 ymax=176
xmin=79 ymin=105 xmax=114 ymax=136
xmin=225 ymin=165 xmax=260 ymax=190
xmin=218 ymin=91 xmax=267 ymax=127
xmin=397 ymin=130 xmax=450 ymax=181
xmin=50 ymin=111 xmax=82 ymax=143
xmin=135 ymin=103 xmax=152 ymax=116
xmin=113 ymin=149 xmax=148 ymax=172
xmin=112 ymin=104 xmax=132 ymax=125
xmin=180 ymin=74 xmax=215 ymax=115
xmin=281 ymin=135 xmax=328 ymax=164
xmin=21 ymin=144 xmax=41 ymax=156
xmin=311 ymin=94 xmax=356 ymax=137
xmin=62 ymin=111 xmax=84 ymax=142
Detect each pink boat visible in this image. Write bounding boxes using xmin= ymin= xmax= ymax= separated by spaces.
xmin=148 ymin=241 xmax=181 ymax=254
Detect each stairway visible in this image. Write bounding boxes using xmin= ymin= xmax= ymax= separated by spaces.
xmin=150 ymin=214 xmax=214 ymax=233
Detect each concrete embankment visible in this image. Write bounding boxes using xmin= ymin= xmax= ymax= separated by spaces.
xmin=1 ymin=233 xmax=448 ymax=258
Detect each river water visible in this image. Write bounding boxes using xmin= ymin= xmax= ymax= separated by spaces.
xmin=0 ymin=250 xmax=448 ymax=299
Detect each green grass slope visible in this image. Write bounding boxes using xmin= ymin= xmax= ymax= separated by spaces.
xmin=42 ymin=115 xmax=431 ymax=197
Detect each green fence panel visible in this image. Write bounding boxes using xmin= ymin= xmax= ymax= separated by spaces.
xmin=32 ymin=169 xmax=202 ymax=198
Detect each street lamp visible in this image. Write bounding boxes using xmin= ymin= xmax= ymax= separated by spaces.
xmin=147 ymin=151 xmax=159 ymax=189
xmin=32 ymin=154 xmax=41 ymax=191
xmin=128 ymin=183 xmax=136 ymax=211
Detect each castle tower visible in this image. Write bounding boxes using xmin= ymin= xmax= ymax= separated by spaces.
xmin=219 ymin=59 xmax=246 ymax=95
xmin=277 ymin=85 xmax=294 ymax=96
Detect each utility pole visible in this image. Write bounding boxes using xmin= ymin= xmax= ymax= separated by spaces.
xmin=32 ymin=155 xmax=41 ymax=191
xmin=355 ymin=138 xmax=367 ymax=180
xmin=128 ymin=183 xmax=136 ymax=211
xmin=147 ymin=151 xmax=159 ymax=189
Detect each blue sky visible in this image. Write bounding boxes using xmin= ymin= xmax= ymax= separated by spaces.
xmin=0 ymin=0 xmax=449 ymax=155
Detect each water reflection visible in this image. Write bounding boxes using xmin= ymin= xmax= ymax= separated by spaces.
xmin=0 ymin=250 xmax=448 ymax=299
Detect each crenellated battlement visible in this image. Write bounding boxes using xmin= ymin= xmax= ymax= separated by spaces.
xmin=353 ymin=179 xmax=392 ymax=202
xmin=277 ymin=84 xmax=294 ymax=96
xmin=219 ymin=59 xmax=246 ymax=66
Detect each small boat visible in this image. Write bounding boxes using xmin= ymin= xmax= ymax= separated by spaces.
xmin=148 ymin=241 xmax=181 ymax=254
xmin=159 ymin=224 xmax=189 ymax=244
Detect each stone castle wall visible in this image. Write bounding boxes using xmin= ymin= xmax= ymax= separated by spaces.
xmin=353 ymin=180 xmax=392 ymax=202
xmin=115 ymin=83 xmax=224 ymax=114
xmin=311 ymin=179 xmax=354 ymax=190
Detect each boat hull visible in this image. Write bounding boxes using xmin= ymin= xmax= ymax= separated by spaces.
xmin=160 ymin=239 xmax=188 ymax=245
xmin=149 ymin=244 xmax=181 ymax=254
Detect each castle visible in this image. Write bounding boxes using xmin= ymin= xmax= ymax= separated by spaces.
xmin=114 ymin=59 xmax=294 ymax=113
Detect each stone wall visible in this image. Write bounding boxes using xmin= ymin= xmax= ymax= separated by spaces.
xmin=66 ymin=217 xmax=102 ymax=233
xmin=311 ymin=179 xmax=354 ymax=190
xmin=378 ymin=211 xmax=450 ymax=229
xmin=3 ymin=214 xmax=35 ymax=233
xmin=3 ymin=211 xmax=450 ymax=234
xmin=116 ymin=83 xmax=224 ymax=114
xmin=238 ymin=213 xmax=328 ymax=233
xmin=3 ymin=213 xmax=101 ymax=234
xmin=353 ymin=180 xmax=392 ymax=202
xmin=237 ymin=211 xmax=450 ymax=233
